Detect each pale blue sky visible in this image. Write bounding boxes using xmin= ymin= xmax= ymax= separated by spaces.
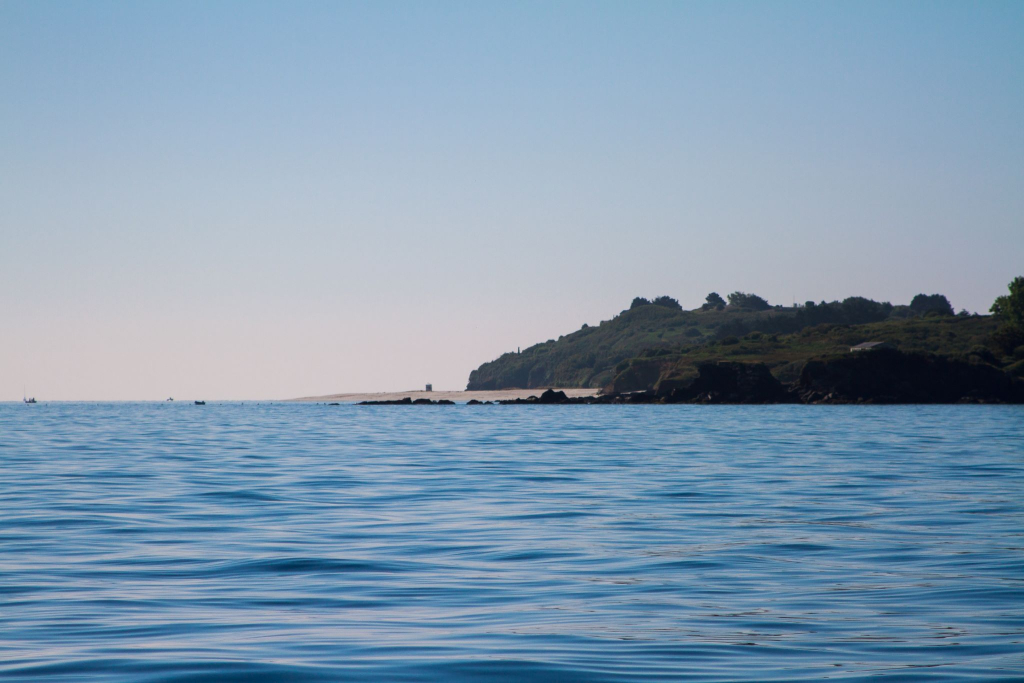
xmin=2 ymin=1 xmax=1022 ymax=399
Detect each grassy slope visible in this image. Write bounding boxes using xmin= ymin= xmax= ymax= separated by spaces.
xmin=468 ymin=304 xmax=817 ymax=390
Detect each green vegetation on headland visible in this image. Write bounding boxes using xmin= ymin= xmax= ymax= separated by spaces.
xmin=465 ymin=279 xmax=1024 ymax=404
xmin=605 ymin=315 xmax=1000 ymax=393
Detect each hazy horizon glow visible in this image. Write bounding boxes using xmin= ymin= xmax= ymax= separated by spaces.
xmin=2 ymin=1 xmax=1023 ymax=400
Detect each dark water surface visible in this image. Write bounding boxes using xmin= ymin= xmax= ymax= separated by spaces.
xmin=1 ymin=403 xmax=1022 ymax=681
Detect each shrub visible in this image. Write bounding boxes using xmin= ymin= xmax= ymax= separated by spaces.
xmin=716 ymin=319 xmax=749 ymax=339
xmin=889 ymin=305 xmax=915 ymax=319
xmin=727 ymin=291 xmax=771 ymax=310
xmin=967 ymin=346 xmax=997 ymax=364
xmin=910 ymin=293 xmax=954 ymax=316
xmin=630 ymin=297 xmax=651 ymax=309
xmin=840 ymin=297 xmax=894 ymax=324
xmin=652 ymin=295 xmax=682 ymax=310
xmin=990 ymin=324 xmax=1024 ymax=356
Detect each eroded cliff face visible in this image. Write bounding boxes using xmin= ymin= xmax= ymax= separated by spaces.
xmin=649 ymin=362 xmax=795 ymax=404
xmin=796 ymin=349 xmax=1024 ymax=404
xmin=686 ymin=362 xmax=795 ymax=404
xmin=606 ymin=359 xmax=664 ymax=395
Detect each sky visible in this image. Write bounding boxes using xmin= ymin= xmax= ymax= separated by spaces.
xmin=2 ymin=1 xmax=1022 ymax=400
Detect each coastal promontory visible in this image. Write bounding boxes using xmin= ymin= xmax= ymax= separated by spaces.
xmin=466 ymin=281 xmax=1024 ymax=404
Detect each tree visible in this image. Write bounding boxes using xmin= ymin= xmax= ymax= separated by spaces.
xmin=909 ymin=294 xmax=953 ymax=316
xmin=839 ymin=296 xmax=893 ymax=324
xmin=704 ymin=292 xmax=729 ymax=309
xmin=727 ymin=291 xmax=770 ymax=310
xmin=702 ymin=292 xmax=726 ymax=311
xmin=991 ymin=276 xmax=1024 ymax=326
xmin=651 ymin=295 xmax=681 ymax=310
xmin=630 ymin=297 xmax=651 ymax=309
xmin=989 ymin=276 xmax=1024 ymax=355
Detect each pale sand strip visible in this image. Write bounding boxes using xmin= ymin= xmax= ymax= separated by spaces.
xmin=290 ymin=388 xmax=598 ymax=403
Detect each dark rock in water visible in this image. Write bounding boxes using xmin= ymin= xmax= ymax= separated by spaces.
xmin=466 ymin=399 xmax=482 ymax=405
xmin=796 ymin=348 xmax=1024 ymax=404
xmin=661 ymin=362 xmax=792 ymax=404
xmin=357 ymin=396 xmax=456 ymax=406
xmin=498 ymin=394 xmax=546 ymax=404
xmin=328 ymin=402 xmax=340 ymax=406
xmin=496 ymin=391 xmax=645 ymax=405
xmin=360 ymin=395 xmax=456 ymax=405
xmin=537 ymin=389 xmax=569 ymax=404
xmin=358 ymin=397 xmax=414 ymax=405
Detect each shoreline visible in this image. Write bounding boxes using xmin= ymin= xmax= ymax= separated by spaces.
xmin=289 ymin=388 xmax=598 ymax=403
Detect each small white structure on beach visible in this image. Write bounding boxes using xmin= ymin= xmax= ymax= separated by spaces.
xmin=425 ymin=384 xmax=432 ymax=392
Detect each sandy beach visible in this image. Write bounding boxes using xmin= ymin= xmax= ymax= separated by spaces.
xmin=290 ymin=388 xmax=598 ymax=403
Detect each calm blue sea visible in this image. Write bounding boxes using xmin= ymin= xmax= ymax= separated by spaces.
xmin=1 ymin=403 xmax=1022 ymax=681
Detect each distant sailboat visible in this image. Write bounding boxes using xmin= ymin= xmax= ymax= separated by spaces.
xmin=23 ymin=387 xmax=36 ymax=404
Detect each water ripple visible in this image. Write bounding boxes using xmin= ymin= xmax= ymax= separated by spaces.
xmin=0 ymin=403 xmax=1022 ymax=681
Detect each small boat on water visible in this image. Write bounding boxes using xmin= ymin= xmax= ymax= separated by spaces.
xmin=167 ymin=397 xmax=174 ymax=402
xmin=23 ymin=397 xmax=36 ymax=404
xmin=194 ymin=400 xmax=206 ymax=405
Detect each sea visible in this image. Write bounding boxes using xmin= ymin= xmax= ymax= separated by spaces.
xmin=1 ymin=402 xmax=1022 ymax=682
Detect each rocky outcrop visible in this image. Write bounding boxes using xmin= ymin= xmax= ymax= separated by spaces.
xmin=658 ymin=362 xmax=795 ymax=404
xmin=495 ymin=391 xmax=655 ymax=405
xmin=357 ymin=397 xmax=456 ymax=405
xmin=537 ymin=389 xmax=569 ymax=404
xmin=358 ymin=397 xmax=413 ymax=405
xmin=796 ymin=348 xmax=1024 ymax=404
xmin=493 ymin=389 xmax=571 ymax=405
